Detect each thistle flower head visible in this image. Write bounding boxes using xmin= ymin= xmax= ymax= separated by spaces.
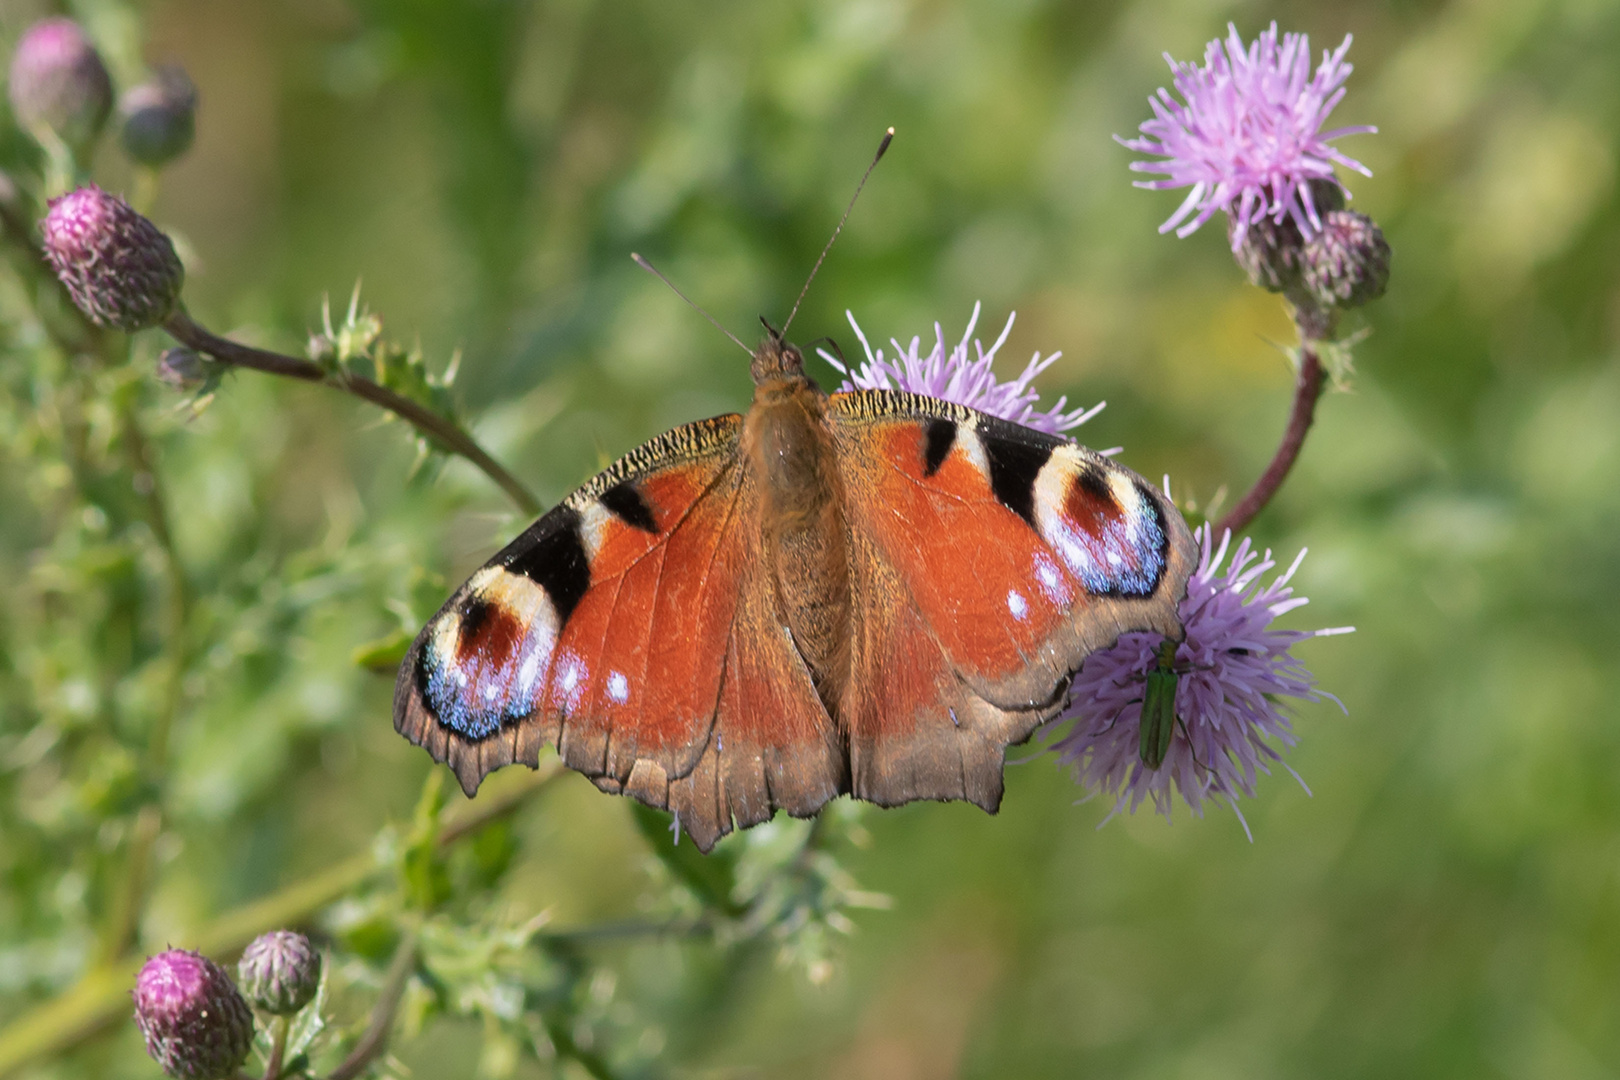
xmin=7 ymin=17 xmax=113 ymax=151
xmin=1302 ymin=209 xmax=1391 ymax=309
xmin=237 ymin=929 xmax=322 ymax=1015
xmin=132 ymin=949 xmax=255 ymax=1080
xmin=1047 ymin=526 xmax=1352 ymax=836
xmin=40 ymin=184 xmax=185 ymax=331
xmin=819 ymin=302 xmax=1102 ymax=434
xmin=1120 ymin=23 xmax=1375 ymax=249
xmin=120 ymin=65 xmax=198 ymax=168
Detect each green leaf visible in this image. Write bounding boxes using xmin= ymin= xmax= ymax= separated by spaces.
xmin=351 ymin=627 xmax=411 ymax=672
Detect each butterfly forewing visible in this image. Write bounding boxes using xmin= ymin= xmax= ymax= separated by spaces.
xmin=397 ymin=415 xmax=750 ymax=800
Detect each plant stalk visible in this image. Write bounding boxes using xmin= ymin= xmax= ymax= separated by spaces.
xmin=1213 ymin=342 xmax=1326 ymax=536
xmin=324 ymin=929 xmax=418 ymax=1080
xmin=160 ymin=311 xmax=542 ymax=515
xmin=262 ymin=1016 xmax=289 ymax=1080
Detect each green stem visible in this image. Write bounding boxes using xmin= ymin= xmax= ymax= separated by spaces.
xmin=117 ymin=398 xmax=189 ymax=772
xmin=98 ymin=389 xmax=192 ymax=964
xmin=324 ymin=929 xmax=419 ymax=1080
xmin=263 ymin=1016 xmax=289 ymax=1080
xmin=98 ymin=805 xmax=161 ymax=967
xmin=541 ymin=1014 xmax=622 ymax=1080
xmin=162 ymin=311 xmax=542 ymax=516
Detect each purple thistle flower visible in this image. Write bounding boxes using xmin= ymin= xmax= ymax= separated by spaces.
xmin=1047 ymin=525 xmax=1352 ymax=837
xmin=818 ymin=302 xmax=1102 ymax=435
xmin=40 ymin=184 xmax=185 ymax=331
xmin=132 ymin=949 xmax=255 ymax=1080
xmin=1119 ymin=22 xmax=1375 ymax=249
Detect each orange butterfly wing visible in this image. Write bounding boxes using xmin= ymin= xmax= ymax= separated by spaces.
xmin=396 ymin=386 xmax=1195 ymax=850
xmin=393 ymin=414 xmax=841 ymax=851
xmin=827 ymin=390 xmax=1197 ymax=810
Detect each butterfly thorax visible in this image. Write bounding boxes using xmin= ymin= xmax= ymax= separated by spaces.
xmin=745 ymin=338 xmax=853 ymax=712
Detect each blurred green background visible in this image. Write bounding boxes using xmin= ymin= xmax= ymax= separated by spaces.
xmin=4 ymin=0 xmax=1620 ymax=1076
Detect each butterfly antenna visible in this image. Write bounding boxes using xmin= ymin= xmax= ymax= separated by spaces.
xmin=631 ymin=252 xmax=752 ymax=356
xmin=780 ymin=126 xmax=893 ymax=338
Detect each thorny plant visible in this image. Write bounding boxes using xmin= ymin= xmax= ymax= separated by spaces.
xmin=0 ymin=13 xmax=1379 ymax=1080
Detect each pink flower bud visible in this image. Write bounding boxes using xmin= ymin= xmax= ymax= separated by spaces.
xmin=8 ymin=18 xmax=113 ymax=151
xmin=1302 ymin=210 xmax=1391 ymax=310
xmin=120 ymin=65 xmax=197 ymax=168
xmin=40 ymin=185 xmax=185 ymax=331
xmin=237 ymin=930 xmax=322 ymax=1016
xmin=132 ymin=949 xmax=255 ymax=1080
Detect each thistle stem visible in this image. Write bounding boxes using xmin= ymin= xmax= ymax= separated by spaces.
xmin=160 ymin=310 xmax=542 ymax=516
xmin=541 ymin=1015 xmax=623 ymax=1080
xmin=101 ymin=370 xmax=190 ymax=965
xmin=1213 ymin=342 xmax=1325 ymax=536
xmin=324 ymin=930 xmax=418 ymax=1080
xmin=263 ymin=1016 xmax=289 ymax=1080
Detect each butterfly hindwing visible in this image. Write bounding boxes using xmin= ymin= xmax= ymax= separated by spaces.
xmin=656 ymin=534 xmax=846 ymax=850
xmin=827 ymin=390 xmax=1197 ymax=808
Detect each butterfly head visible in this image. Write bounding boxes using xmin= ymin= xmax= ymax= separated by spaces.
xmin=751 ymin=321 xmax=807 ymax=385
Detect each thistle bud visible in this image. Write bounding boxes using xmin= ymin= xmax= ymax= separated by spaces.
xmin=1228 ymin=179 xmax=1344 ymax=294
xmin=120 ymin=66 xmax=197 ymax=168
xmin=8 ymin=18 xmax=113 ymax=151
xmin=1229 ymin=214 xmax=1303 ymax=293
xmin=1302 ymin=210 xmax=1391 ymax=310
xmin=156 ymin=347 xmax=209 ymax=391
xmin=132 ymin=949 xmax=255 ymax=1080
xmin=40 ymin=185 xmax=185 ymax=331
xmin=237 ymin=930 xmax=321 ymax=1016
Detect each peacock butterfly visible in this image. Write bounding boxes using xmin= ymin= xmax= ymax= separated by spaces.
xmin=392 ymin=136 xmax=1198 ymax=852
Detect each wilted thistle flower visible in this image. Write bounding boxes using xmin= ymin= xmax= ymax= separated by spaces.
xmin=132 ymin=949 xmax=255 ymax=1080
xmin=820 ymin=302 xmax=1103 ymax=434
xmin=120 ymin=65 xmax=198 ymax=168
xmin=1047 ymin=526 xmax=1352 ymax=836
xmin=7 ymin=17 xmax=113 ymax=152
xmin=40 ymin=185 xmax=184 ymax=330
xmin=237 ymin=930 xmax=322 ymax=1016
xmin=1302 ymin=209 xmax=1390 ymax=309
xmin=1120 ymin=23 xmax=1374 ymax=250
